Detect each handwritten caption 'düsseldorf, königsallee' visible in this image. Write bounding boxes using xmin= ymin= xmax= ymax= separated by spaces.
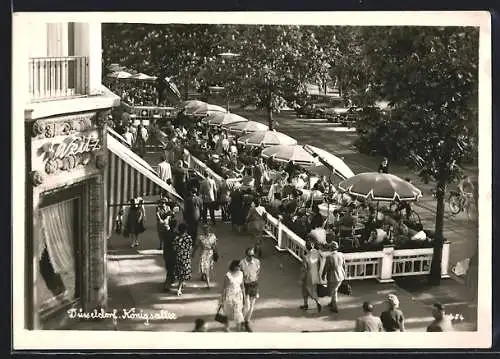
xmin=67 ymin=307 xmax=177 ymax=326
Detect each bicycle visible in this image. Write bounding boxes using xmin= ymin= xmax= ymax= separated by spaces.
xmin=388 ymin=201 xmax=422 ymax=227
xmin=447 ymin=190 xmax=476 ymax=218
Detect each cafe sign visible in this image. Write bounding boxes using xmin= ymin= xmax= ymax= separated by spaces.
xmin=44 ymin=134 xmax=101 ymax=160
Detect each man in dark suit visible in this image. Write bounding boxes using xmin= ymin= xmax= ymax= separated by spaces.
xmin=183 ymin=188 xmax=203 ymax=251
xmin=322 ymin=241 xmax=346 ymax=313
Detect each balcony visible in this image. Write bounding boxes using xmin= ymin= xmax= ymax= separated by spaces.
xmin=28 ymin=56 xmax=89 ymax=102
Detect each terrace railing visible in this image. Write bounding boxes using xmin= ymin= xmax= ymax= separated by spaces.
xmin=29 ymin=56 xmax=89 ymax=102
xmin=185 ymin=151 xmax=451 ymax=282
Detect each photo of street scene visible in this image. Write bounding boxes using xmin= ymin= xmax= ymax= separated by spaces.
xmin=13 ymin=12 xmax=491 ymax=349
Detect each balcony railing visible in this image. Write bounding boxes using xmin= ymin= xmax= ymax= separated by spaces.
xmin=28 ymin=56 xmax=89 ymax=102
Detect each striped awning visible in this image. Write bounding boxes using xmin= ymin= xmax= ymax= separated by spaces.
xmin=106 ymin=133 xmax=183 ymax=236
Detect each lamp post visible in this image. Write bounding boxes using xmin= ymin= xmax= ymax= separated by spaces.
xmin=218 ymin=52 xmax=240 ymax=112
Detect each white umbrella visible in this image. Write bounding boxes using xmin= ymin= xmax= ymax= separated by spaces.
xmin=261 ymin=145 xmax=317 ymax=166
xmin=191 ymin=104 xmax=227 ymax=117
xmin=132 ymin=72 xmax=157 ymax=81
xmin=107 ymin=71 xmax=133 ymax=79
xmin=237 ymin=130 xmax=297 ymax=147
xmin=224 ymin=120 xmax=269 ymax=134
xmin=304 ymin=145 xmax=355 ymax=179
xmin=202 ymin=112 xmax=248 ymax=127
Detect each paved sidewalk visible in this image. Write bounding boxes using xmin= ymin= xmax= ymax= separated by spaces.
xmin=66 ymin=202 xmax=476 ymax=332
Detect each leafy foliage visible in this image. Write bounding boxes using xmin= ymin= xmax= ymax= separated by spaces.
xmin=341 ymin=26 xmax=479 ymax=284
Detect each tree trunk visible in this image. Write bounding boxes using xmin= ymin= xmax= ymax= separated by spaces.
xmin=183 ymin=77 xmax=189 ymax=100
xmin=429 ymin=178 xmax=447 ymax=285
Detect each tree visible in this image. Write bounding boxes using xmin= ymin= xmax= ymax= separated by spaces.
xmin=102 ymin=24 xmax=230 ymax=100
xmin=345 ymin=26 xmax=479 ymax=285
xmin=224 ymin=25 xmax=327 ymax=129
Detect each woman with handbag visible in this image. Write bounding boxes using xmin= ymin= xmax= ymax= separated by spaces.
xmin=217 ymin=260 xmax=246 ymax=332
xmin=299 ymin=241 xmax=322 ymax=313
xmin=197 ymin=224 xmax=218 ymax=289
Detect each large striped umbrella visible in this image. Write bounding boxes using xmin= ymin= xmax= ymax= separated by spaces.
xmin=191 ymin=104 xmax=227 ymax=117
xmin=237 ymin=130 xmax=297 ymax=147
xmin=131 ymin=72 xmax=157 ymax=81
xmin=202 ymin=112 xmax=248 ymax=127
xmin=303 ymin=145 xmax=355 ymax=180
xmin=261 ymin=144 xmax=317 ymax=166
xmin=107 ymin=70 xmax=133 ymax=79
xmin=338 ymin=172 xmax=422 ymax=201
xmin=224 ymin=120 xmax=269 ymax=134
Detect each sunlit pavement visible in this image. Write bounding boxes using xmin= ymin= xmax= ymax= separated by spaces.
xmin=63 ymin=200 xmax=476 ymax=332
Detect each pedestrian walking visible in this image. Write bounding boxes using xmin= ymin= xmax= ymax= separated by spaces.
xmin=156 ymin=199 xmax=171 ymax=250
xmin=355 ymin=301 xmax=383 ymax=332
xmin=240 ymin=248 xmax=261 ymax=332
xmin=124 ymin=198 xmax=146 ymax=248
xmin=172 ymin=223 xmax=193 ymax=296
xmin=183 ymin=187 xmax=203 ymax=251
xmin=378 ymin=157 xmax=389 ymax=174
xmin=245 ymin=198 xmax=266 ymax=258
xmin=219 ymin=260 xmax=246 ymax=332
xmin=198 ymin=224 xmax=217 ymax=289
xmin=192 ymin=318 xmax=207 ymax=332
xmin=321 ymin=241 xmax=346 ymax=313
xmin=427 ymin=303 xmax=454 ymax=332
xmin=172 ymin=160 xmax=189 ymax=198
xmin=163 ymin=218 xmax=178 ymax=292
xmin=218 ymin=176 xmax=231 ymax=222
xmin=157 ymin=155 xmax=173 ymax=187
xmin=299 ymin=241 xmax=322 ymax=313
xmin=123 ymin=126 xmax=134 ymax=147
xmin=380 ymin=294 xmax=406 ymax=332
xmin=229 ymin=186 xmax=245 ymax=233
xmin=199 ymin=171 xmax=218 ymax=225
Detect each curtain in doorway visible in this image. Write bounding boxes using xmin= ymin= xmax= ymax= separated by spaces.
xmin=40 ymin=199 xmax=75 ymax=274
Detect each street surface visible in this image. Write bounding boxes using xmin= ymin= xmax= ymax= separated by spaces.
xmin=232 ymin=109 xmax=479 ymax=274
xmin=67 ymin=200 xmax=474 ymax=332
xmin=68 ymin=110 xmax=478 ymax=332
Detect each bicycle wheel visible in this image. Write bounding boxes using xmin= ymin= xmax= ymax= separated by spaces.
xmin=448 ymin=193 xmax=461 ymax=214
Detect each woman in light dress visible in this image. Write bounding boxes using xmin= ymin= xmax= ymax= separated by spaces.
xmin=300 ymin=241 xmax=322 ymax=312
xmin=198 ymin=224 xmax=217 ymax=288
xmin=245 ymin=198 xmax=266 ymax=258
xmin=219 ymin=260 xmax=246 ymax=332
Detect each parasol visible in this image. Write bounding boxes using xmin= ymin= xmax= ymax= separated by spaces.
xmin=338 ymin=172 xmax=422 ymax=201
xmin=191 ymin=103 xmax=227 ymax=117
xmin=107 ymin=71 xmax=133 ymax=79
xmin=303 ymin=145 xmax=355 ymax=180
xmin=223 ymin=120 xmax=269 ymax=134
xmin=237 ymin=130 xmax=297 ymax=147
xmin=202 ymin=112 xmax=248 ymax=127
xmin=261 ymin=145 xmax=317 ymax=166
xmin=131 ymin=72 xmax=157 ymax=81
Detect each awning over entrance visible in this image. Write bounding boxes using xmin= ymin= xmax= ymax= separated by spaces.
xmin=106 ymin=132 xmax=182 ymax=237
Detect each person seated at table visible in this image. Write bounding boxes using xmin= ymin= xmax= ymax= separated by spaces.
xmin=285 ymin=190 xmax=301 ymax=214
xmin=324 ymin=209 xmax=340 ymax=230
xmin=410 ymin=223 xmax=427 ymax=242
xmin=310 ymin=204 xmax=325 ymax=230
xmin=339 ymin=205 xmax=358 ymax=237
xmin=270 ymin=193 xmax=282 ymax=213
xmin=282 ymin=176 xmax=296 ymax=198
xmin=366 ymin=228 xmax=387 ymax=245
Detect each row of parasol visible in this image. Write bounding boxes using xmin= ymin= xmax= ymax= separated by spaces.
xmin=105 ymin=64 xmax=182 ymax=99
xmin=177 ymin=101 xmax=424 ymax=204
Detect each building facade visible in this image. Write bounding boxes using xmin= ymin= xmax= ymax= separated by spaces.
xmin=23 ymin=21 xmax=120 ymax=329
